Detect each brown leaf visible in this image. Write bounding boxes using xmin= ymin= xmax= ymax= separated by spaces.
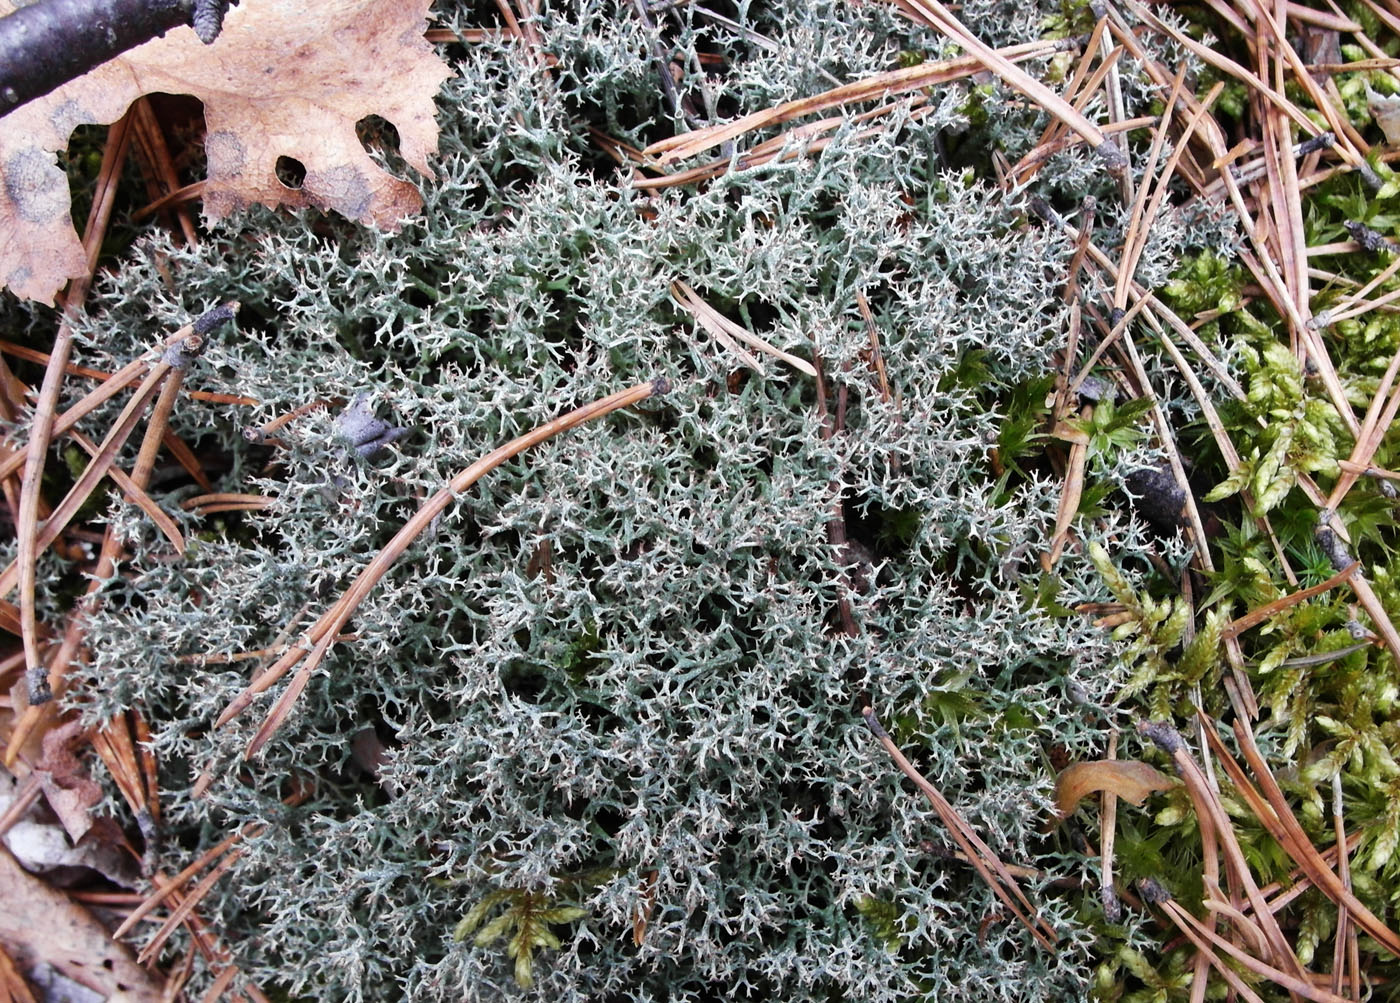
xmin=1053 ymin=759 xmax=1175 ymax=819
xmin=0 ymin=0 xmax=452 ymax=304
xmin=35 ymin=721 xmax=101 ymax=844
xmin=0 ymin=843 xmax=162 ymax=1002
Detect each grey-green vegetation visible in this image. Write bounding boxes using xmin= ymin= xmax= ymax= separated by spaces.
xmin=9 ymin=0 xmax=1362 ymax=999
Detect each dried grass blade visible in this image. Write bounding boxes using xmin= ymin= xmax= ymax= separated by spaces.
xmin=855 ymin=292 xmax=892 ymax=403
xmin=1047 ymin=425 xmax=1087 ymax=565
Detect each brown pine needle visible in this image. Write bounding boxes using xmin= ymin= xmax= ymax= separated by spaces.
xmin=115 ymin=828 xmax=254 ymax=940
xmin=1220 ymin=561 xmax=1359 ymax=640
xmin=1227 ymin=718 xmax=1400 ymax=957
xmin=1146 ymin=883 xmax=1351 ymax=1003
xmin=0 ymin=341 xmax=120 ymax=382
xmin=1326 ymin=343 xmax=1400 ymax=512
xmin=181 ymin=493 xmax=273 ymax=515
xmin=670 ymin=280 xmax=816 ymax=377
xmin=137 ymin=851 xmax=243 ymax=965
xmin=1011 ymin=19 xmax=1111 ymax=186
xmin=70 ymin=430 xmax=186 ymax=553
xmin=17 ymin=112 xmax=134 ymax=700
xmin=0 ymin=367 xmax=171 ymax=600
xmin=1137 ymin=721 xmax=1305 ymax=978
xmin=199 ymin=965 xmax=241 ymax=1003
xmin=1118 ymin=81 xmax=1227 ymax=310
xmin=0 ymin=941 xmax=39 ymax=1003
xmin=642 ymin=38 xmax=1064 ymax=165
xmin=1115 ymin=66 xmax=1189 ymax=311
xmin=862 ymin=704 xmax=1058 ymax=951
xmin=217 ymin=378 xmax=670 ymax=759
xmin=0 ymin=356 xmax=152 ymax=484
xmin=160 ymin=428 xmax=214 ymax=493
xmin=887 ymin=0 xmax=1127 ymax=172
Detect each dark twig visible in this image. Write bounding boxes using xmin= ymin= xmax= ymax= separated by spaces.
xmin=0 ymin=0 xmax=231 ymax=116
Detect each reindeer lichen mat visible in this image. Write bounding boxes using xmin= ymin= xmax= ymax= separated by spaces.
xmin=6 ymin=0 xmax=1246 ymax=999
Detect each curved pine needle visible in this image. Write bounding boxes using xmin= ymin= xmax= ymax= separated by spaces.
xmin=217 ymin=378 xmax=670 ymax=759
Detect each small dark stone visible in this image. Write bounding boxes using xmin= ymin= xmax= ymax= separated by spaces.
xmin=1123 ymin=464 xmax=1188 ymax=533
xmin=1137 ymin=720 xmax=1183 ymax=756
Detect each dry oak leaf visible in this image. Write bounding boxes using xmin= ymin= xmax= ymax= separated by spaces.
xmin=0 ymin=0 xmax=452 ymax=305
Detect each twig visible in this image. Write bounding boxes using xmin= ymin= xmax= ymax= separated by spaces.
xmin=0 ymin=0 xmax=210 ymax=115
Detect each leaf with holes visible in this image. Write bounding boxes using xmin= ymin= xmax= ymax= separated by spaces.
xmin=0 ymin=0 xmax=452 ymax=304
